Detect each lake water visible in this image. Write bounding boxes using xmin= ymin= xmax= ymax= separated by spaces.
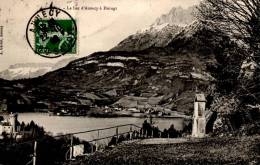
xmin=18 ymin=113 xmax=184 ymax=142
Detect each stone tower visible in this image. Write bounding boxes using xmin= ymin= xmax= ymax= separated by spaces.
xmin=192 ymin=93 xmax=206 ymax=138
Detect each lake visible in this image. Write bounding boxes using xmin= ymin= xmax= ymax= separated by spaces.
xmin=18 ymin=113 xmax=184 ymax=142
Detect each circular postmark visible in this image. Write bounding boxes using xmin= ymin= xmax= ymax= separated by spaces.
xmin=26 ymin=3 xmax=77 ymax=58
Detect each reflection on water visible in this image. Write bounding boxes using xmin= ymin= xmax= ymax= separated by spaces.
xmin=18 ymin=113 xmax=184 ymax=141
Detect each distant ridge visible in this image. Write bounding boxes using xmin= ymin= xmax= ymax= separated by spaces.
xmin=0 ymin=57 xmax=76 ymax=80
xmin=111 ymin=6 xmax=196 ymax=51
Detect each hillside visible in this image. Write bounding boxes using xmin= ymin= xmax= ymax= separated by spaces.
xmin=76 ymin=136 xmax=260 ymax=165
xmin=0 ymin=6 xmax=243 ymax=116
xmin=0 ymin=20 xmax=237 ymax=115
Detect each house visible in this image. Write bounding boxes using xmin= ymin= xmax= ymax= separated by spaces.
xmin=0 ymin=122 xmax=13 ymax=135
xmin=0 ymin=113 xmax=18 ymax=137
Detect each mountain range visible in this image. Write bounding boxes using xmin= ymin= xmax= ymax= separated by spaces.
xmin=0 ymin=6 xmax=241 ymax=115
xmin=0 ymin=58 xmax=76 ymax=80
xmin=111 ymin=6 xmax=195 ymax=51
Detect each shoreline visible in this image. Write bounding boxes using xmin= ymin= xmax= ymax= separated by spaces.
xmin=28 ymin=111 xmax=191 ymax=119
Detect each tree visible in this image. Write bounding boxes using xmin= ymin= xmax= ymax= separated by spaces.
xmin=198 ymin=0 xmax=260 ymax=51
xmin=197 ymin=0 xmax=260 ymax=104
xmin=0 ymin=116 xmax=4 ymax=122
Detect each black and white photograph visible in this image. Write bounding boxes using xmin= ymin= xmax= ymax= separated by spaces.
xmin=0 ymin=0 xmax=259 ymax=164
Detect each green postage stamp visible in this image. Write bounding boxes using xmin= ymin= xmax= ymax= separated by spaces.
xmin=34 ymin=19 xmax=76 ymax=55
xmin=26 ymin=3 xmax=77 ymax=58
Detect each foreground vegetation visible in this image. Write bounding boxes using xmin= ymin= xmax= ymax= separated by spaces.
xmin=0 ymin=120 xmax=94 ymax=165
xmin=72 ymin=135 xmax=260 ymax=165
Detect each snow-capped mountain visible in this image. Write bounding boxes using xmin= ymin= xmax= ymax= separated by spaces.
xmin=111 ymin=6 xmax=196 ymax=51
xmin=0 ymin=5 xmax=244 ymax=116
xmin=152 ymin=6 xmax=195 ymax=27
xmin=0 ymin=57 xmax=76 ymax=80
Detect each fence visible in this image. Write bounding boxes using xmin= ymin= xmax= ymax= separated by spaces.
xmin=1 ymin=120 xmax=186 ymax=165
xmin=65 ymin=123 xmax=142 ymax=160
xmin=25 ymin=123 xmax=143 ymax=165
xmin=2 ymin=121 xmax=185 ymax=165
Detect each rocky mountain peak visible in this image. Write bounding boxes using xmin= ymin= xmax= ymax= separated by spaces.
xmin=111 ymin=6 xmax=196 ymax=52
xmin=152 ymin=6 xmax=196 ymax=27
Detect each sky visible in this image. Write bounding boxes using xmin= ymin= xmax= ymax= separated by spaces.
xmin=0 ymin=0 xmax=200 ymax=71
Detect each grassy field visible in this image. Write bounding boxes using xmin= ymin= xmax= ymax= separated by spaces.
xmin=69 ymin=135 xmax=260 ymax=165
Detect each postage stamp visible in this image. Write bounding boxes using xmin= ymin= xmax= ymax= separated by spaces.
xmin=26 ymin=3 xmax=77 ymax=58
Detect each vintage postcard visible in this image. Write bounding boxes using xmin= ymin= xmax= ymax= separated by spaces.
xmin=0 ymin=0 xmax=259 ymax=164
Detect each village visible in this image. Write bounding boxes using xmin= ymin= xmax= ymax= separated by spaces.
xmin=47 ymin=95 xmax=191 ymax=119
xmin=0 ymin=92 xmax=211 ymax=141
